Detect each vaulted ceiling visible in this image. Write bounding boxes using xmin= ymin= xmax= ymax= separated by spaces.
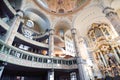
xmin=35 ymin=0 xmax=89 ymax=14
xmin=74 ymin=0 xmax=120 ymax=37
xmin=21 ymin=0 xmax=120 ymax=38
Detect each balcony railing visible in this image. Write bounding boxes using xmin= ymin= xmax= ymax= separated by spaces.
xmin=16 ymin=33 xmax=49 ymax=48
xmin=0 ymin=40 xmax=77 ymax=69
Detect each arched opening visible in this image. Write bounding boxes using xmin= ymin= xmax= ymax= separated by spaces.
xmin=58 ymin=9 xmax=64 ymax=13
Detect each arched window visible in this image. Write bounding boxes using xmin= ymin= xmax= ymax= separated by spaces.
xmin=26 ymin=20 xmax=34 ymax=28
xmin=59 ymin=29 xmax=64 ymax=37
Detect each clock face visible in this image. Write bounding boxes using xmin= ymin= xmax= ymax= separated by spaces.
xmin=26 ymin=20 xmax=34 ymax=28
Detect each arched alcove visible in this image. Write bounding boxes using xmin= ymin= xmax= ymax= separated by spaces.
xmin=54 ymin=20 xmax=70 ymax=38
xmin=24 ymin=8 xmax=50 ymax=32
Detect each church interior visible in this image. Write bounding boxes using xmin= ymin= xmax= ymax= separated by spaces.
xmin=0 ymin=0 xmax=120 ymax=80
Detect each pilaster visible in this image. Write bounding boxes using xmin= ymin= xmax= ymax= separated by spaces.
xmin=71 ymin=28 xmax=85 ymax=80
xmin=5 ymin=11 xmax=24 ymax=45
xmin=48 ymin=29 xmax=55 ymax=56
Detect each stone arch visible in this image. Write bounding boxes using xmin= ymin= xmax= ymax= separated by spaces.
xmin=54 ymin=19 xmax=71 ymax=37
xmin=23 ymin=8 xmax=51 ymax=32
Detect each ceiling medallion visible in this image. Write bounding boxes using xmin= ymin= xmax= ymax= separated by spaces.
xmin=34 ymin=0 xmax=90 ymax=15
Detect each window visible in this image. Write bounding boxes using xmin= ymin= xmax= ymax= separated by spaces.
xmin=59 ymin=29 xmax=64 ymax=37
xmin=24 ymin=30 xmax=33 ymax=39
xmin=19 ymin=44 xmax=29 ymax=50
xmin=26 ymin=20 xmax=34 ymax=28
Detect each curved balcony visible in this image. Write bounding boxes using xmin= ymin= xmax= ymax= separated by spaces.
xmin=18 ymin=25 xmax=49 ymax=42
xmin=0 ymin=40 xmax=77 ymax=70
xmin=32 ymin=32 xmax=49 ymax=41
xmin=16 ymin=32 xmax=48 ymax=48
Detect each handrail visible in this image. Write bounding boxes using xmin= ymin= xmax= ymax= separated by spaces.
xmin=32 ymin=32 xmax=49 ymax=39
xmin=0 ymin=40 xmax=77 ymax=69
xmin=16 ymin=33 xmax=49 ymax=48
xmin=21 ymin=26 xmax=49 ymax=39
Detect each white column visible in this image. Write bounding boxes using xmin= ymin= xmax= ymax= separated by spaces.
xmin=48 ymin=29 xmax=54 ymax=56
xmin=5 ymin=12 xmax=23 ymax=45
xmin=5 ymin=11 xmax=23 ymax=44
xmin=48 ymin=29 xmax=54 ymax=80
xmin=71 ymin=28 xmax=85 ymax=80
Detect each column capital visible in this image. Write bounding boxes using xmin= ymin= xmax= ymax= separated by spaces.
xmin=103 ymin=7 xmax=120 ymax=36
xmin=16 ymin=10 xmax=24 ymax=17
xmin=49 ymin=29 xmax=55 ymax=35
xmin=71 ymin=28 xmax=77 ymax=35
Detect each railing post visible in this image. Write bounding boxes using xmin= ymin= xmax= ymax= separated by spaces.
xmin=1 ymin=45 xmax=4 ymax=52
